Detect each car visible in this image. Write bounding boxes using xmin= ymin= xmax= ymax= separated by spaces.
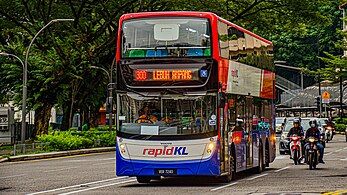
xmin=279 ymin=117 xmax=326 ymax=155
xmin=275 ymin=117 xmax=286 ymax=134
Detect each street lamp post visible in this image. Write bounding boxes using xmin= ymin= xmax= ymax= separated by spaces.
xmin=336 ymin=68 xmax=346 ymax=119
xmin=90 ymin=59 xmax=115 ymax=131
xmin=22 ymin=18 xmax=74 ymax=142
xmin=0 ymin=52 xmax=25 ymax=144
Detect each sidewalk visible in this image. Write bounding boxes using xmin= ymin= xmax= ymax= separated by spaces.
xmin=0 ymin=147 xmax=115 ymax=163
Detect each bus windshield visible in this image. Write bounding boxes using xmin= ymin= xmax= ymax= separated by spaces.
xmin=118 ymin=93 xmax=217 ymax=136
xmin=122 ymin=17 xmax=211 ymax=58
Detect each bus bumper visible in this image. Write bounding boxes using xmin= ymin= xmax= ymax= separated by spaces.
xmin=115 ymin=147 xmax=220 ymax=176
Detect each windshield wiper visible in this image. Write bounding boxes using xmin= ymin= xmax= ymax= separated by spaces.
xmin=154 ymin=43 xmax=199 ymax=49
xmin=126 ymin=87 xmax=159 ymax=98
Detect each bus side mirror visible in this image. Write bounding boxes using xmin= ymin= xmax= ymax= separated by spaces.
xmin=218 ymin=92 xmax=226 ymax=108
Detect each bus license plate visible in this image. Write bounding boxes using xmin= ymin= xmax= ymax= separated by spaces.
xmin=155 ymin=169 xmax=177 ymax=175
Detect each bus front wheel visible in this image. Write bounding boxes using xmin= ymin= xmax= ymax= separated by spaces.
xmin=136 ymin=176 xmax=151 ymax=183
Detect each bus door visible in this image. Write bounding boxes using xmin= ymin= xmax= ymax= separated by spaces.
xmin=218 ymin=93 xmax=229 ymax=173
xmin=245 ymin=96 xmax=253 ymax=168
xmin=234 ymin=96 xmax=247 ymax=172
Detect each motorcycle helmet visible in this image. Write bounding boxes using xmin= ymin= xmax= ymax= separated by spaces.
xmin=309 ymin=119 xmax=317 ymax=128
xmin=236 ymin=118 xmax=244 ymax=127
xmin=293 ymin=118 xmax=300 ymax=127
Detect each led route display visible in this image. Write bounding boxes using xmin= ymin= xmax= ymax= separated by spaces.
xmin=134 ymin=69 xmax=199 ymax=81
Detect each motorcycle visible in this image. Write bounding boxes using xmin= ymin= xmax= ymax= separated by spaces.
xmin=289 ymin=134 xmax=302 ymax=165
xmin=325 ymin=126 xmax=334 ymax=143
xmin=306 ymin=136 xmax=319 ymax=170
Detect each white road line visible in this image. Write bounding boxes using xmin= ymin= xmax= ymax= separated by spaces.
xmin=43 ymin=166 xmax=79 ymax=173
xmin=340 ymin=158 xmax=347 ymax=161
xmin=274 ymin=166 xmax=291 ymax=173
xmin=27 ymin=177 xmax=128 ymax=195
xmin=344 ymin=147 xmax=347 ymax=150
xmin=68 ymin=158 xmax=115 ymax=163
xmin=246 ymin=173 xmax=268 ymax=181
xmin=275 ymin=156 xmax=286 ymax=160
xmin=335 ymin=149 xmax=343 ymax=152
xmin=325 ymin=152 xmax=333 ymax=156
xmin=93 ymin=161 xmax=115 ymax=166
xmin=58 ymin=179 xmax=136 ymax=195
xmin=0 ymin=174 xmax=26 ymax=179
xmin=210 ymin=182 xmax=238 ymax=191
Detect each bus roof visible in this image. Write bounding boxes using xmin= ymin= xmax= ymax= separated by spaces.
xmin=119 ymin=11 xmax=272 ymax=46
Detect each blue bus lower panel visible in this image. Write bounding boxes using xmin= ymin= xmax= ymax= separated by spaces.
xmin=116 ymin=148 xmax=220 ymax=176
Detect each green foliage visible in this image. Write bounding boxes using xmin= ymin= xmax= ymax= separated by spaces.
xmin=37 ymin=128 xmax=116 ymax=151
xmin=334 ymin=117 xmax=347 ymax=125
xmin=319 ymin=52 xmax=347 ymax=81
xmin=0 ymin=0 xmax=344 ymax=135
xmin=335 ymin=124 xmax=347 ymax=132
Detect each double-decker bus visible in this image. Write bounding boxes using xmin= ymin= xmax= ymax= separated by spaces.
xmin=115 ymin=11 xmax=276 ymax=183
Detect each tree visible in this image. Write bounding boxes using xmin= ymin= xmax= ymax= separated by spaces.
xmin=0 ymin=0 xmax=343 ymax=136
xmin=0 ymin=0 xmax=171 ymax=135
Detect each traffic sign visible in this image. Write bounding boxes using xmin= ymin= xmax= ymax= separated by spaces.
xmin=322 ymin=91 xmax=330 ymax=104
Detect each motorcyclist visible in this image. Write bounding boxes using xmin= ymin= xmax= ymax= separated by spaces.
xmin=287 ymin=118 xmax=305 ymax=160
xmin=326 ymin=117 xmax=335 ymax=139
xmin=287 ymin=118 xmax=304 ymax=137
xmin=305 ymin=119 xmax=325 ymax=164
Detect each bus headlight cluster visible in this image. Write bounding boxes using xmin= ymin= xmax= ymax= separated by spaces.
xmin=120 ymin=143 xmax=126 ymax=154
xmin=206 ymin=142 xmax=215 ymax=154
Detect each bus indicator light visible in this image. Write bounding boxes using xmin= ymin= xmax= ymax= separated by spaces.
xmin=135 ymin=70 xmax=147 ymax=81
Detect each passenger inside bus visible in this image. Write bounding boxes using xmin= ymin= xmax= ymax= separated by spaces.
xmin=136 ymin=105 xmax=158 ymax=123
xmin=232 ymin=118 xmax=245 ymax=132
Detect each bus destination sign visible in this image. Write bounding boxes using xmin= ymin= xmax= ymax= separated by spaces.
xmin=134 ymin=69 xmax=199 ymax=81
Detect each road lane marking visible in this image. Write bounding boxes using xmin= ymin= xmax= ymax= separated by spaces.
xmin=344 ymin=147 xmax=347 ymax=150
xmin=275 ymin=156 xmax=286 ymax=160
xmin=27 ymin=177 xmax=128 ymax=195
xmin=4 ymin=152 xmax=114 ymax=165
xmin=335 ymin=149 xmax=343 ymax=152
xmin=92 ymin=161 xmax=115 ymax=166
xmin=325 ymin=152 xmax=333 ymax=156
xmin=57 ymin=179 xmax=137 ymax=195
xmin=210 ymin=182 xmax=238 ymax=191
xmin=340 ymin=158 xmax=347 ymax=161
xmin=246 ymin=173 xmax=268 ymax=181
xmin=274 ymin=166 xmax=291 ymax=173
xmin=68 ymin=157 xmax=116 ymax=163
xmin=0 ymin=174 xmax=26 ymax=179
xmin=43 ymin=166 xmax=79 ymax=173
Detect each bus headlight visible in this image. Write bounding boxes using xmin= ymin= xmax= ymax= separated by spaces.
xmin=206 ymin=142 xmax=215 ymax=154
xmin=120 ymin=143 xmax=126 ymax=154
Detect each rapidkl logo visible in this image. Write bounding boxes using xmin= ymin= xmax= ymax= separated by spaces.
xmin=143 ymin=147 xmax=188 ymax=157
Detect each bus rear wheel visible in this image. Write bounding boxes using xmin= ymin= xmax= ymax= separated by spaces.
xmin=136 ymin=176 xmax=151 ymax=183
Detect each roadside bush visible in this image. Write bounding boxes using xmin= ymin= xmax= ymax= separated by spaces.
xmin=335 ymin=124 xmax=347 ymax=132
xmin=334 ymin=118 xmax=347 ymax=125
xmin=37 ymin=129 xmax=116 ymax=151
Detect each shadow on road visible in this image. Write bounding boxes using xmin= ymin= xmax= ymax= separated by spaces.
xmin=121 ymin=168 xmax=276 ymax=188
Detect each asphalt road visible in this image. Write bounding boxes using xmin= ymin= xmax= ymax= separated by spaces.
xmin=1 ymin=135 xmax=346 ymax=195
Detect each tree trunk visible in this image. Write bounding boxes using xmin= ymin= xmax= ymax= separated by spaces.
xmin=89 ymin=107 xmax=100 ymax=128
xmin=61 ymin=101 xmax=71 ymax=131
xmin=69 ymin=94 xmax=75 ymax=128
xmin=34 ymin=103 xmax=53 ymax=136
